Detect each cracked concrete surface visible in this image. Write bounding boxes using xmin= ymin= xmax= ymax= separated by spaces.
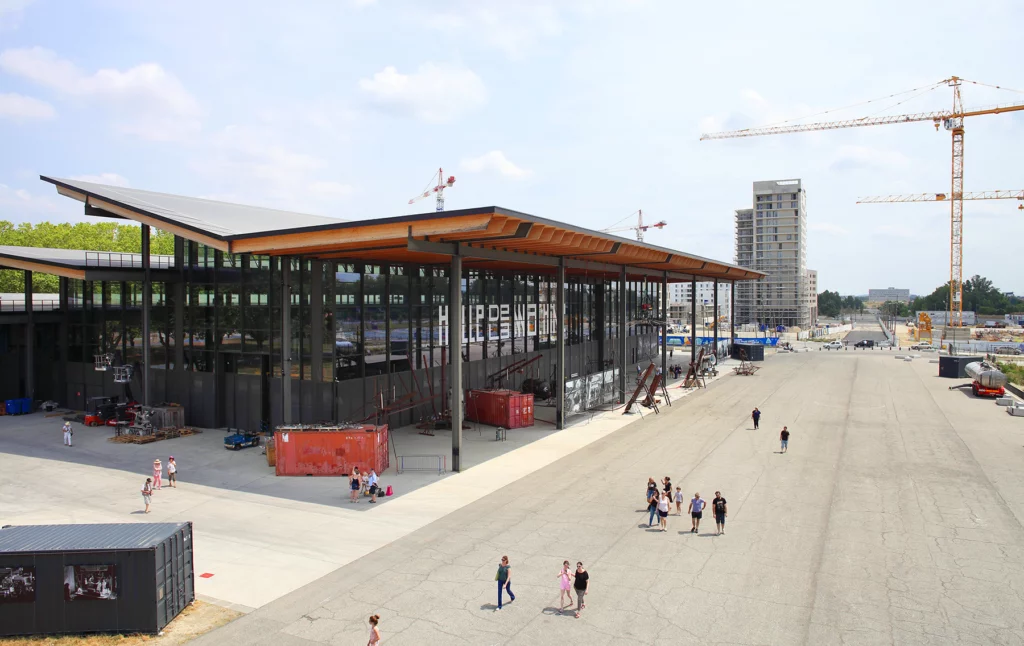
xmin=80 ymin=353 xmax=1024 ymax=642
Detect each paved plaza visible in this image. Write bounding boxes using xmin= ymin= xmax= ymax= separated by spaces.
xmin=4 ymin=349 xmax=1024 ymax=644
xmin=190 ymin=350 xmax=1024 ymax=645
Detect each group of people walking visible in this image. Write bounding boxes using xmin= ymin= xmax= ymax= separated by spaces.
xmin=140 ymin=456 xmax=177 ymax=513
xmin=493 ymin=556 xmax=591 ymax=619
xmin=645 ymin=478 xmax=728 ymax=535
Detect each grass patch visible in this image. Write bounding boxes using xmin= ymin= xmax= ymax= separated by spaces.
xmin=0 ymin=601 xmax=241 ymax=646
xmin=997 ymin=362 xmax=1024 ymax=387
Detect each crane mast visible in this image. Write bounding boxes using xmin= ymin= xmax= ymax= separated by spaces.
xmin=701 ymin=76 xmax=1024 ymax=328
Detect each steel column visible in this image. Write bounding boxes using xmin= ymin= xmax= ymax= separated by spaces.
xmin=661 ymin=272 xmax=668 ymax=378
xmin=730 ymin=281 xmax=736 ymax=350
xmin=618 ymin=266 xmax=627 ymax=403
xmin=23 ymin=270 xmax=33 ymax=402
xmin=713 ymin=278 xmax=719 ymax=356
xmin=282 ymin=258 xmax=293 ymax=424
xmin=450 ymin=254 xmax=463 ymax=471
xmin=690 ymin=276 xmax=697 ymax=365
xmin=310 ymin=260 xmax=323 ymax=384
xmin=173 ymin=237 xmax=184 ymax=371
xmin=141 ymin=225 xmax=151 ymax=406
xmin=555 ymin=259 xmax=566 ymax=429
xmin=59 ymin=276 xmax=68 ymax=401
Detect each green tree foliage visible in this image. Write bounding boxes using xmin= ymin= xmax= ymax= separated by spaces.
xmin=880 ymin=300 xmax=911 ymax=318
xmin=910 ymin=275 xmax=1022 ymax=315
xmin=817 ymin=290 xmax=842 ymax=318
xmin=817 ymin=291 xmax=865 ymax=318
xmin=0 ymin=220 xmax=175 ymax=293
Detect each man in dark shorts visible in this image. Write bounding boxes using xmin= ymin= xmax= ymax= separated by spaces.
xmin=780 ymin=426 xmax=790 ymax=453
xmin=688 ymin=492 xmax=705 ymax=533
xmin=712 ymin=491 xmax=727 ymax=535
xmin=752 ymin=407 xmax=761 ymax=429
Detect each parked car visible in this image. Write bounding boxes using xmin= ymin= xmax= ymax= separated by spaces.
xmin=824 ymin=340 xmax=845 ymax=350
xmin=992 ymin=346 xmax=1022 ymax=356
xmin=854 ymin=339 xmax=875 ymax=348
xmin=911 ymin=342 xmax=937 ymax=351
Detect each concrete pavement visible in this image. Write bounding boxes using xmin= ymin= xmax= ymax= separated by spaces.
xmin=191 ymin=351 xmax=1024 ymax=645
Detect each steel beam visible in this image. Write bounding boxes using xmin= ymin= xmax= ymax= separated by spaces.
xmin=450 ymin=253 xmax=463 ymax=471
xmin=173 ymin=237 xmax=184 ymax=371
xmin=661 ymin=271 xmax=668 ymax=379
xmin=310 ymin=260 xmax=323 ymax=385
xmin=730 ymin=281 xmax=736 ymax=350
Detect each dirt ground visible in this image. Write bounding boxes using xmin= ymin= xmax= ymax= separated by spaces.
xmin=0 ymin=601 xmax=241 ymax=645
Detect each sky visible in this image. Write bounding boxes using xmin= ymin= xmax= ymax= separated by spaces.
xmin=1 ymin=0 xmax=1022 ymax=296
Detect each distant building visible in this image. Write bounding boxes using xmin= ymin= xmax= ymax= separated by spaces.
xmin=806 ymin=270 xmax=817 ymax=324
xmin=734 ymin=179 xmax=809 ymax=327
xmin=667 ymin=281 xmax=730 ymax=322
xmin=868 ymin=287 xmax=911 ymax=303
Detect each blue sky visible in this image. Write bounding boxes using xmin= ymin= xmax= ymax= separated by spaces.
xmin=1 ymin=0 xmax=1022 ymax=295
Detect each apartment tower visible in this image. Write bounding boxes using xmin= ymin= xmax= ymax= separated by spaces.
xmin=734 ymin=179 xmax=810 ymax=328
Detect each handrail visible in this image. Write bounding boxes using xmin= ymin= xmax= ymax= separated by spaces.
xmin=84 ymin=252 xmax=175 ymax=269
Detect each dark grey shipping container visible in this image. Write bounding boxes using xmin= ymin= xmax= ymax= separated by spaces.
xmin=938 ymin=355 xmax=983 ymax=379
xmin=0 ymin=522 xmax=194 ymax=637
xmin=732 ymin=342 xmax=765 ymax=361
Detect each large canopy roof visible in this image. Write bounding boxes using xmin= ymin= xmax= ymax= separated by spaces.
xmin=0 ymin=246 xmax=174 ymax=280
xmin=40 ymin=176 xmax=764 ymax=282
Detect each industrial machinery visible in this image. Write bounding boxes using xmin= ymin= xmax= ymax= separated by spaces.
xmin=83 ymin=396 xmax=118 ymax=427
xmin=601 ymin=210 xmax=667 ymax=242
xmin=409 ymin=167 xmax=456 ymax=212
xmin=914 ymin=312 xmax=934 ymax=343
xmin=223 ymin=429 xmax=261 ymax=450
xmin=965 ymin=361 xmax=1007 ymax=398
xmin=701 ymin=76 xmax=1024 ymax=328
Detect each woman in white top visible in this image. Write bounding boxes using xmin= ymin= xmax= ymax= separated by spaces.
xmin=167 ymin=457 xmax=177 ymax=488
xmin=658 ymin=492 xmax=671 ymax=531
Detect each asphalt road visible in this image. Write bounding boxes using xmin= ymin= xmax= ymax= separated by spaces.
xmin=193 ymin=351 xmax=1024 ymax=645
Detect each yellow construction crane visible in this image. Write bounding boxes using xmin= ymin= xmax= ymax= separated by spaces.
xmin=858 ymin=190 xmax=1024 ymax=209
xmin=700 ymin=76 xmax=1024 ymax=327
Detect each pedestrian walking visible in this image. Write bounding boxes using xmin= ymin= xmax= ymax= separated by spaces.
xmin=368 ymin=469 xmax=379 ymax=503
xmin=712 ymin=491 xmax=728 ymax=535
xmin=646 ymin=492 xmax=659 ymax=527
xmin=658 ymin=492 xmax=670 ymax=531
xmin=688 ymin=492 xmax=705 ymax=533
xmin=780 ymin=426 xmax=790 ymax=453
xmin=349 ymin=467 xmax=361 ymax=503
xmin=646 ymin=477 xmax=657 ymax=504
xmin=141 ymin=477 xmax=153 ymax=513
xmin=674 ymin=486 xmax=684 ymax=515
xmin=752 ymin=407 xmax=761 ymax=429
xmin=662 ymin=476 xmax=672 ymax=501
xmin=495 ymin=555 xmax=515 ymax=609
xmin=367 ymin=614 xmax=381 ymax=645
xmin=152 ymin=459 xmax=163 ymax=490
xmin=557 ymin=561 xmax=574 ymax=612
xmin=62 ymin=421 xmax=73 ymax=447
xmin=573 ymin=562 xmax=589 ymax=619
xmin=167 ymin=456 xmax=177 ymax=488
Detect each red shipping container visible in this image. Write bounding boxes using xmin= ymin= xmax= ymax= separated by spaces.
xmin=273 ymin=424 xmax=389 ymax=477
xmin=465 ymin=390 xmax=535 ymax=429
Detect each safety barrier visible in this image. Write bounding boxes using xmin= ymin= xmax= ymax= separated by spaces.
xmin=397 ymin=454 xmax=447 ymax=475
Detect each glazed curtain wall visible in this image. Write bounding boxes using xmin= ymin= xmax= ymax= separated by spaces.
xmin=65 ymin=249 xmax=666 ymax=384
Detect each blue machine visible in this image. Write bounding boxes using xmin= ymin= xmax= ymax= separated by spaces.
xmin=223 ymin=429 xmax=260 ymax=450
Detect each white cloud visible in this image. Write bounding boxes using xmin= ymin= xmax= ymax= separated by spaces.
xmin=358 ymin=63 xmax=486 ymax=123
xmin=461 ymin=150 xmax=532 ymax=179
xmin=740 ymin=89 xmax=767 ymax=105
xmin=70 ymin=173 xmax=130 ymax=188
xmin=191 ymin=125 xmax=352 ymax=214
xmin=0 ymin=92 xmax=55 ymax=121
xmin=0 ymin=46 xmax=201 ymax=140
xmin=0 ymin=182 xmax=71 ymax=223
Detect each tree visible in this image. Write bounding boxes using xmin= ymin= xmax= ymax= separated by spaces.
xmin=910 ymin=275 xmax=1022 ymax=315
xmin=818 ymin=290 xmax=842 ymax=318
xmin=0 ymin=221 xmax=175 ymax=293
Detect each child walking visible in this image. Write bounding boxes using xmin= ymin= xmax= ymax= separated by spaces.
xmin=152 ymin=459 xmax=163 ymax=490
xmin=674 ymin=486 xmax=684 ymax=515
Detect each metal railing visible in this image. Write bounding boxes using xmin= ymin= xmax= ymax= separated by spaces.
xmin=0 ymin=300 xmax=61 ymax=312
xmin=396 ymin=454 xmax=447 ymax=475
xmin=84 ymin=252 xmax=175 ymax=269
